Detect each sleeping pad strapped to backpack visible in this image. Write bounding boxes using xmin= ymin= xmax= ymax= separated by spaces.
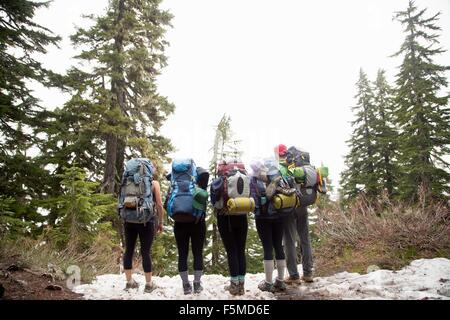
xmin=210 ymin=159 xmax=255 ymax=215
xmin=263 ymin=158 xmax=299 ymax=215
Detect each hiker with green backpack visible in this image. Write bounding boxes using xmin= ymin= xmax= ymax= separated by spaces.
xmin=249 ymin=158 xmax=290 ymax=293
xmin=165 ymin=159 xmax=210 ymax=295
xmin=275 ymin=144 xmax=328 ymax=284
xmin=210 ymin=159 xmax=253 ymax=296
xmin=118 ymin=158 xmax=164 ymax=293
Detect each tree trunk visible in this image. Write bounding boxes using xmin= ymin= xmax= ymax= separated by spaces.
xmin=115 ymin=138 xmax=126 ymax=193
xmin=103 ymin=133 xmax=118 ymax=194
xmin=384 ymin=154 xmax=394 ymax=197
xmin=103 ymin=0 xmax=126 ymax=195
xmin=104 ymin=0 xmax=127 ymax=246
xmin=212 ymin=222 xmax=219 ymax=265
xmin=111 ymin=0 xmax=127 ymax=193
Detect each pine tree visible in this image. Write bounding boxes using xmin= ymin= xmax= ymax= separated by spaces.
xmin=372 ymin=69 xmax=399 ymax=198
xmin=0 ymin=196 xmax=32 ymax=238
xmin=43 ymin=166 xmax=116 ymax=251
xmin=0 ymin=0 xmax=60 ymax=228
xmin=205 ymin=115 xmax=263 ymax=274
xmin=393 ymin=1 xmax=450 ymax=201
xmin=50 ymin=0 xmax=175 ymax=195
xmin=206 ymin=115 xmax=232 ymax=271
xmin=340 ymin=69 xmax=378 ymax=201
xmin=0 ymin=0 xmax=60 ymax=149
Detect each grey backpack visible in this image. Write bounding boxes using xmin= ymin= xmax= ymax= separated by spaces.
xmin=118 ymin=158 xmax=155 ymax=224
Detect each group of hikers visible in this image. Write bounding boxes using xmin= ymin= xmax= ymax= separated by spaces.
xmin=117 ymin=144 xmax=328 ymax=295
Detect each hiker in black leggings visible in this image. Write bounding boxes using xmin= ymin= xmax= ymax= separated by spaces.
xmin=173 ymin=219 xmax=206 ymax=294
xmin=217 ymin=214 xmax=248 ymax=295
xmin=123 ymin=179 xmax=164 ymax=293
xmin=123 ymin=221 xmax=154 ymax=272
xmin=255 ymin=214 xmax=287 ymax=292
xmin=256 ymin=219 xmax=285 ymax=262
xmin=249 ymin=162 xmax=287 ymax=293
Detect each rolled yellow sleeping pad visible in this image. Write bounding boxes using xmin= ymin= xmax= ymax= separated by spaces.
xmin=227 ymin=197 xmax=255 ymax=214
xmin=273 ymin=194 xmax=299 ymax=209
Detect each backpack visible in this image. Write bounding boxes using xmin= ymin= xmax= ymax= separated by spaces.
xmin=256 ymin=159 xmax=299 ymax=216
xmin=267 ymin=175 xmax=299 ymax=215
xmin=118 ymin=158 xmax=155 ymax=224
xmin=250 ymin=176 xmax=271 ymax=217
xmin=211 ymin=159 xmax=255 ymax=215
xmin=285 ymin=147 xmax=321 ymax=207
xmin=292 ymin=164 xmax=319 ymax=207
xmin=166 ymin=159 xmax=207 ymax=223
xmin=286 ymin=146 xmax=310 ymax=167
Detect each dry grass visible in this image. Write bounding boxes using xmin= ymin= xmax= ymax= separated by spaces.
xmin=0 ymin=232 xmax=122 ymax=283
xmin=313 ymin=191 xmax=450 ymax=276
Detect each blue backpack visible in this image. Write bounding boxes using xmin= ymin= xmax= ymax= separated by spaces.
xmin=118 ymin=158 xmax=155 ymax=224
xmin=167 ymin=159 xmax=206 ymax=223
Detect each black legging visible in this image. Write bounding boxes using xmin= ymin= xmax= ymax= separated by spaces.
xmin=255 ymin=218 xmax=285 ymax=261
xmin=217 ymin=214 xmax=248 ymax=278
xmin=174 ymin=220 xmax=206 ymax=272
xmin=123 ymin=221 xmax=155 ymax=273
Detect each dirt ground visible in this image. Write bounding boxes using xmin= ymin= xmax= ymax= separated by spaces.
xmin=0 ymin=259 xmax=83 ymax=300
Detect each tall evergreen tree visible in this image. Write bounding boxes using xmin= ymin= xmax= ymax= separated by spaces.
xmin=340 ymin=69 xmax=378 ymax=201
xmin=206 ymin=115 xmax=253 ymax=274
xmin=0 ymin=0 xmax=60 ymax=149
xmin=207 ymin=115 xmax=233 ymax=271
xmin=45 ymin=0 xmax=175 ymax=196
xmin=0 ymin=0 xmax=60 ymax=230
xmin=393 ymin=1 xmax=450 ymax=201
xmin=372 ymin=69 xmax=399 ymax=198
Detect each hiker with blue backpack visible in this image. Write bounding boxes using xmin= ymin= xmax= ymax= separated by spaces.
xmin=275 ymin=144 xmax=328 ymax=284
xmin=249 ymin=157 xmax=300 ymax=293
xmin=118 ymin=158 xmax=164 ymax=293
xmin=165 ymin=159 xmax=210 ymax=295
xmin=210 ymin=159 xmax=253 ymax=296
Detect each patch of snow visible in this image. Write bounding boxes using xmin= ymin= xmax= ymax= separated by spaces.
xmin=74 ymin=273 xmax=275 ymax=300
xmin=73 ymin=258 xmax=450 ymax=300
xmin=298 ymin=258 xmax=450 ymax=300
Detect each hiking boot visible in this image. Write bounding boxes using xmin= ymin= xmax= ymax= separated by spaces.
xmin=144 ymin=281 xmax=157 ymax=293
xmin=284 ymin=275 xmax=301 ymax=285
xmin=225 ymin=281 xmax=240 ymax=296
xmin=258 ymin=280 xmax=274 ymax=293
xmin=124 ymin=279 xmax=139 ymax=291
xmin=238 ymin=281 xmax=245 ymax=295
xmin=183 ymin=282 xmax=192 ymax=295
xmin=302 ymin=274 xmax=314 ymax=283
xmin=193 ymin=282 xmax=203 ymax=294
xmin=273 ymin=278 xmax=287 ymax=292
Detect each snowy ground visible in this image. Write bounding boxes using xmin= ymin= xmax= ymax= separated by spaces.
xmin=73 ymin=258 xmax=450 ymax=300
xmin=289 ymin=258 xmax=450 ymax=300
xmin=73 ymin=273 xmax=274 ymax=300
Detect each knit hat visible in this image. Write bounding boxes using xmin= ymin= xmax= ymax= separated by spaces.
xmin=274 ymin=144 xmax=287 ymax=157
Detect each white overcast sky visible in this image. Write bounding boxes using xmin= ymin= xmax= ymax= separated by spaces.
xmin=32 ymin=0 xmax=450 ymax=192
